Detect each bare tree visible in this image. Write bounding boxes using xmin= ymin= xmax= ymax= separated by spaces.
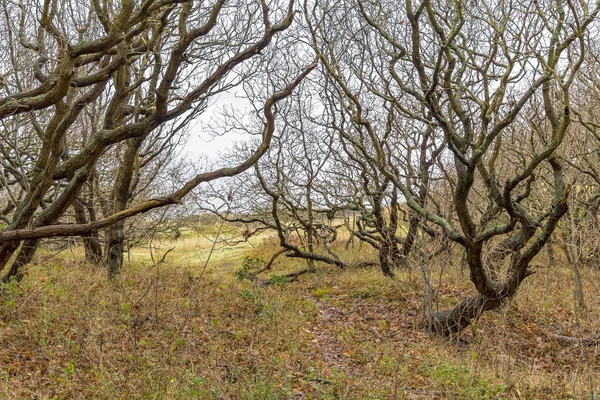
xmin=198 ymin=89 xmax=369 ymax=281
xmin=306 ymin=0 xmax=599 ymax=335
xmin=0 ymin=0 xmax=316 ymax=280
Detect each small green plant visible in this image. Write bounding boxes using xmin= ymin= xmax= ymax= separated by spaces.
xmin=234 ymin=256 xmax=265 ymax=281
xmin=61 ymin=360 xmax=76 ymax=379
xmin=425 ymin=361 xmax=507 ymax=399
xmin=268 ymin=274 xmax=288 ymax=287
xmin=239 ymin=289 xmax=260 ymax=302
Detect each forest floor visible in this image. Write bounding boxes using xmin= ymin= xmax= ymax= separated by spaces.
xmin=1 ymin=235 xmax=599 ymax=399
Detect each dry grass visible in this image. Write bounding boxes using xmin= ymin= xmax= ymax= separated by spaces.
xmin=1 ymin=238 xmax=600 ymax=399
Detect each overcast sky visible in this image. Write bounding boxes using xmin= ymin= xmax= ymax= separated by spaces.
xmin=183 ymin=90 xmax=252 ymax=162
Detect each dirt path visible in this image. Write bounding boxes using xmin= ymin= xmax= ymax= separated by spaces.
xmin=303 ymin=301 xmax=360 ymax=378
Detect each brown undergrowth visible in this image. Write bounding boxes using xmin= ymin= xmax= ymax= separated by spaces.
xmin=0 ymin=241 xmax=599 ymax=399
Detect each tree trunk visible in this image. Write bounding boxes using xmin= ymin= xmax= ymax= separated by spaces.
xmin=546 ymin=239 xmax=556 ymax=265
xmin=72 ymin=199 xmax=103 ymax=263
xmin=106 ymin=221 xmax=126 ymax=279
xmin=1 ymin=241 xmax=39 ymax=283
xmin=105 ymin=137 xmax=143 ymax=279
xmin=430 ymin=293 xmax=506 ymax=337
xmin=378 ymin=239 xmax=396 ymax=277
xmin=0 ymin=243 xmax=20 ymax=272
xmin=401 ymin=213 xmax=420 ymax=258
xmin=372 ymin=185 xmax=399 ymax=277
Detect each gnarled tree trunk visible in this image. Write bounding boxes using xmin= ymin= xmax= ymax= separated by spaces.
xmin=105 ymin=137 xmax=143 ymax=279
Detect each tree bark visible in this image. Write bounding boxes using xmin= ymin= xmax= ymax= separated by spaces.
xmin=430 ymin=293 xmax=506 ymax=337
xmin=106 ymin=137 xmax=143 ymax=279
xmin=378 ymin=239 xmax=396 ymax=277
xmin=72 ymin=200 xmax=103 ymax=264
xmin=1 ymin=241 xmax=38 ymax=283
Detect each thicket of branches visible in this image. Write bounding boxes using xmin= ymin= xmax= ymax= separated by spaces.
xmin=0 ymin=0 xmax=316 ymax=279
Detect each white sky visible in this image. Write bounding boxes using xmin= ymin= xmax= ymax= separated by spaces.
xmin=183 ymin=90 xmax=252 ymax=162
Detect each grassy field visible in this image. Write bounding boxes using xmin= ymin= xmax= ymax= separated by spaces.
xmin=1 ymin=235 xmax=599 ymax=399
